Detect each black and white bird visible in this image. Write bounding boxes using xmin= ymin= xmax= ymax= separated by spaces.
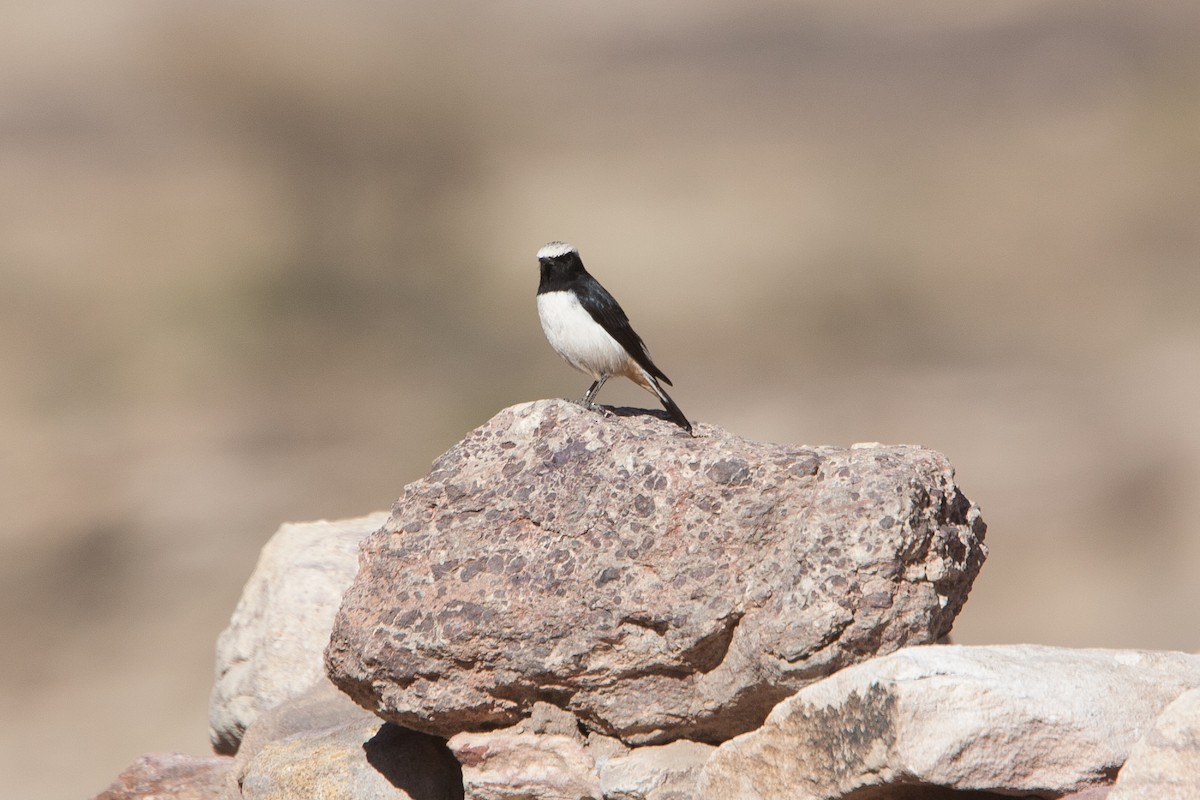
xmin=536 ymin=241 xmax=692 ymax=434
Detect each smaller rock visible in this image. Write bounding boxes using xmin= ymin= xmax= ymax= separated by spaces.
xmin=209 ymin=512 xmax=387 ymax=754
xmin=586 ymin=732 xmax=632 ymax=770
xmin=1110 ymin=686 xmax=1200 ymax=799
xmin=512 ymin=702 xmax=586 ymax=738
xmin=445 ymin=708 xmax=708 ymax=800
xmin=600 ymin=740 xmax=715 ymax=800
xmin=231 ymin=679 xmax=370 ymax=781
xmin=240 ymin=714 xmax=461 ymax=800
xmin=449 ymin=728 xmax=601 ymax=800
xmin=93 ymin=752 xmax=232 ymax=800
xmin=222 ymin=679 xmax=461 ymax=800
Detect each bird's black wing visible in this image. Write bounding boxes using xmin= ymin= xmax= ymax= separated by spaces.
xmin=575 ymin=275 xmax=673 ymax=385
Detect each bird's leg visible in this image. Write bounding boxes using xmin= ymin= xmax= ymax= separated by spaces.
xmin=579 ymin=375 xmax=609 ymax=410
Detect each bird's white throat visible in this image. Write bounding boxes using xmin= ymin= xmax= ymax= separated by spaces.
xmin=536 ymin=290 xmax=629 ymax=378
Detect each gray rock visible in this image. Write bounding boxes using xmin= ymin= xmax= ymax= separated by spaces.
xmin=510 ymin=701 xmax=587 ymax=738
xmin=1110 ymin=686 xmax=1200 ymax=799
xmin=326 ymin=399 xmax=986 ymax=745
xmin=209 ymin=512 xmax=387 ymax=754
xmin=697 ymin=644 xmax=1200 ymax=799
xmin=600 ymin=740 xmax=715 ymax=800
xmin=239 ymin=714 xmax=462 ymax=800
xmin=93 ymin=752 xmax=232 ymax=800
xmin=228 ymin=678 xmax=374 ymax=792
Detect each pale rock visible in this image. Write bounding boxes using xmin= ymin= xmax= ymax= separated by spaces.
xmin=585 ymin=732 xmax=632 ymax=771
xmin=209 ymin=512 xmax=387 ymax=754
xmin=446 ymin=706 xmax=639 ymax=800
xmin=698 ymin=644 xmax=1200 ymax=799
xmin=600 ymin=740 xmax=715 ymax=800
xmin=512 ymin=701 xmax=586 ymax=738
xmin=327 ymin=400 xmax=986 ymax=745
xmin=449 ymin=729 xmax=601 ymax=800
xmin=1109 ymin=686 xmax=1200 ymax=799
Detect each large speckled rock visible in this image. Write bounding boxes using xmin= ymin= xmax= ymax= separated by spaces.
xmin=697 ymin=645 xmax=1200 ymax=800
xmin=325 ymin=399 xmax=986 ymax=745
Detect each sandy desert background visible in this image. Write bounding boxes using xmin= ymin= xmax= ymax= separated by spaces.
xmin=2 ymin=2 xmax=1198 ymax=797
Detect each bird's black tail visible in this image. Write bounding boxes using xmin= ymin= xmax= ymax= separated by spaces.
xmin=648 ymin=377 xmax=693 ymax=435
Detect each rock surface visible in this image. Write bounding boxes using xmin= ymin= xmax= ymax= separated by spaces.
xmin=226 ymin=679 xmax=375 ymax=791
xmin=599 ymin=740 xmax=715 ymax=800
xmin=326 ymin=399 xmax=986 ymax=744
xmin=209 ymin=512 xmax=388 ymax=754
xmin=1109 ymin=686 xmax=1200 ymax=799
xmin=239 ymin=716 xmax=461 ymax=800
xmin=227 ymin=680 xmax=462 ymax=800
xmin=450 ymin=729 xmax=602 ymax=800
xmin=447 ymin=702 xmax=607 ymax=800
xmin=697 ymin=644 xmax=1200 ymax=799
xmin=93 ymin=752 xmax=232 ymax=800
xmin=446 ymin=702 xmax=713 ymax=800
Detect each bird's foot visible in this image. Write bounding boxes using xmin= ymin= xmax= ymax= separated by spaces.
xmin=574 ymin=399 xmax=613 ymax=417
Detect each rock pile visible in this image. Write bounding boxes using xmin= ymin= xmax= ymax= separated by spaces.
xmin=91 ymin=400 xmax=1200 ymax=799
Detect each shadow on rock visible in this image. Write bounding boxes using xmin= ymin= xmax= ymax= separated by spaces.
xmin=364 ymin=722 xmax=464 ymax=800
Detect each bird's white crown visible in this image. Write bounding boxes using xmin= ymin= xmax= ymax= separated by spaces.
xmin=537 ymin=241 xmax=577 ymax=260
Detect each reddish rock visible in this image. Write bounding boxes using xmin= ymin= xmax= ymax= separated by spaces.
xmin=449 ymin=730 xmax=601 ymax=800
xmin=326 ymin=399 xmax=986 ymax=744
xmin=93 ymin=752 xmax=232 ymax=800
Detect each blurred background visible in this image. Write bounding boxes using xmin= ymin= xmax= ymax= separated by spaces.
xmin=2 ymin=1 xmax=1198 ymax=797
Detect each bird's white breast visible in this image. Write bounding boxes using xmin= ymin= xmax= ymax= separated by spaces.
xmin=537 ymin=290 xmax=629 ymax=378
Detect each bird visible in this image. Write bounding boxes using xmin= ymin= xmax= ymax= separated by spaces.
xmin=536 ymin=241 xmax=693 ymax=434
